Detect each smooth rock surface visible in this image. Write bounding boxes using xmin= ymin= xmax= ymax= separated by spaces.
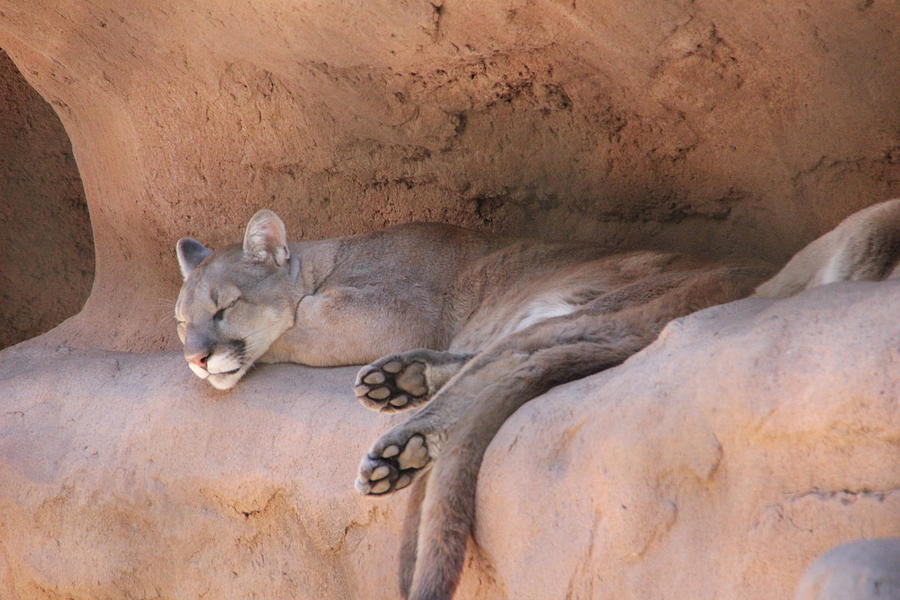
xmin=795 ymin=539 xmax=900 ymax=600
xmin=1 ymin=281 xmax=897 ymax=599
xmin=0 ymin=1 xmax=898 ymax=350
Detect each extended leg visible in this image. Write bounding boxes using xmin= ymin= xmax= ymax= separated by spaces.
xmin=355 ymin=310 xmax=651 ymax=496
xmin=355 ymin=349 xmax=473 ymax=413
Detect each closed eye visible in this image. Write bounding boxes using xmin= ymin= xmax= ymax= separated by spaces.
xmin=213 ymin=298 xmax=240 ymax=322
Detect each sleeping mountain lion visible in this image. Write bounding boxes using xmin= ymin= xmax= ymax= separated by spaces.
xmin=174 ymin=199 xmax=900 ymax=600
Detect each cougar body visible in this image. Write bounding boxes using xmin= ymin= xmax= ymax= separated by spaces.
xmin=175 ymin=199 xmax=900 ymax=600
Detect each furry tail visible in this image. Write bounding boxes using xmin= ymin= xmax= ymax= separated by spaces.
xmin=399 ymin=476 xmax=428 ymax=598
xmin=404 ymin=419 xmax=493 ymax=600
xmin=755 ymin=198 xmax=900 ymax=297
xmin=404 ymin=367 xmax=558 ymax=600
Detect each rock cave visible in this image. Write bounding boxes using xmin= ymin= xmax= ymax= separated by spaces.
xmin=0 ymin=2 xmax=897 ymax=599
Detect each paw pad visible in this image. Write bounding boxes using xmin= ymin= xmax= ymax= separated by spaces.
xmin=356 ymin=434 xmax=431 ymax=496
xmin=354 ymin=356 xmax=430 ymax=413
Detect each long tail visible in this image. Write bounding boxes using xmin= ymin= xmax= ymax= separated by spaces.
xmin=406 ymin=402 xmax=524 ymax=600
xmin=406 ymin=450 xmax=479 ymax=600
xmin=399 ymin=476 xmax=428 ymax=598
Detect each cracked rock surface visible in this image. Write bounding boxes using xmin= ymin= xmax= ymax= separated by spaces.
xmin=1 ymin=282 xmax=897 ymax=599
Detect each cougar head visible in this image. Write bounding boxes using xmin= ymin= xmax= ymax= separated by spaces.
xmin=174 ymin=209 xmax=300 ymax=390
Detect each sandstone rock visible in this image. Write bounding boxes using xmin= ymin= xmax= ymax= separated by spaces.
xmin=0 ymin=1 xmax=898 ymax=350
xmin=1 ymin=2 xmax=898 ymax=598
xmin=1 ymin=281 xmax=897 ymax=599
xmin=795 ymin=539 xmax=900 ymax=600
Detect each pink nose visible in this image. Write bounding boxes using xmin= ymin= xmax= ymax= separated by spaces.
xmin=186 ymin=353 xmax=209 ymax=368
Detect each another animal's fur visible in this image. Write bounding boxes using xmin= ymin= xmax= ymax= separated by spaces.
xmin=175 ymin=199 xmax=900 ymax=599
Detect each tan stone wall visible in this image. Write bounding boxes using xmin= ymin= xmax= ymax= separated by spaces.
xmin=0 ymin=1 xmax=896 ymax=350
xmin=0 ymin=49 xmax=93 ymax=349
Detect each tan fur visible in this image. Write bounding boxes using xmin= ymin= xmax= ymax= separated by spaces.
xmin=175 ymin=200 xmax=900 ymax=599
xmin=754 ymin=199 xmax=900 ymax=297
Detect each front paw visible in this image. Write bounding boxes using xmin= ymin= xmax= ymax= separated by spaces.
xmin=354 ymin=355 xmax=430 ymax=413
xmin=355 ymin=433 xmax=431 ymax=496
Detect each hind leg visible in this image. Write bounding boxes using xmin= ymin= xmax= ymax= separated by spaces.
xmin=355 ymin=324 xmax=645 ymax=600
xmin=355 ymin=310 xmax=652 ymax=496
xmin=358 ymin=266 xmax=768 ymax=599
xmin=356 ymin=262 xmax=764 ymax=497
xmin=404 ymin=282 xmax=774 ymax=599
xmin=354 ymin=349 xmax=473 ymax=413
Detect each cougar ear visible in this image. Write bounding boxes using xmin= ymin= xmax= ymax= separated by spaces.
xmin=243 ymin=209 xmax=290 ymax=266
xmin=176 ymin=238 xmax=212 ymax=280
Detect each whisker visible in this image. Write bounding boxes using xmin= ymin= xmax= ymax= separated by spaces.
xmin=150 ymin=315 xmax=179 ymax=328
xmin=242 ymin=334 xmax=277 ymax=354
xmin=240 ymin=322 xmax=284 ymax=340
xmin=145 ymin=298 xmax=179 ymax=310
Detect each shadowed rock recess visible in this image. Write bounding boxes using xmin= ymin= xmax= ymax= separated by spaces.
xmin=0 ymin=2 xmax=898 ymax=599
xmin=0 ymin=49 xmax=93 ymax=349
